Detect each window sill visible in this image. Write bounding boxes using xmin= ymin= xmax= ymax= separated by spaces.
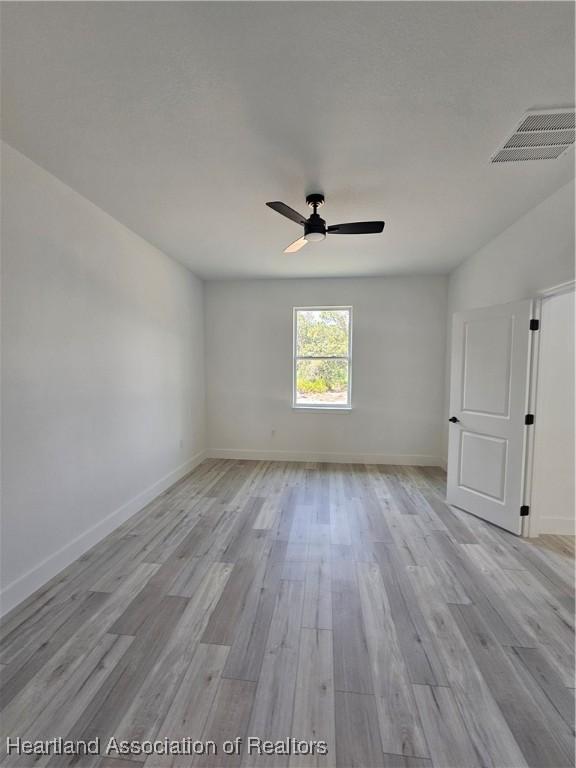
xmin=292 ymin=405 xmax=352 ymax=413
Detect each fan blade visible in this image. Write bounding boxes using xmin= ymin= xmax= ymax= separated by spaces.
xmin=266 ymin=201 xmax=307 ymax=226
xmin=327 ymin=221 xmax=385 ymax=235
xmin=284 ymin=236 xmax=308 ymax=254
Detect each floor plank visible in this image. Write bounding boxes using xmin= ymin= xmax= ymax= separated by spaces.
xmin=450 ymin=603 xmax=574 ymax=768
xmin=193 ymin=678 xmax=256 ymax=767
xmin=412 ymin=684 xmax=483 ymax=768
xmin=243 ymin=579 xmax=304 ymax=767
xmin=48 ymin=595 xmax=189 ymax=768
xmin=145 ymin=643 xmax=229 ymax=768
xmin=334 ymin=691 xmax=385 ymax=768
xmin=356 ymin=562 xmax=427 ymax=758
xmin=331 ymin=561 xmax=373 ymax=695
xmin=290 ymin=628 xmax=336 ymax=768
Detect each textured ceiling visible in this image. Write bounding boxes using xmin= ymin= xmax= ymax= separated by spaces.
xmin=2 ymin=2 xmax=574 ymax=279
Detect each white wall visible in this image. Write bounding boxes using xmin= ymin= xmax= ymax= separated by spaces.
xmin=205 ymin=277 xmax=447 ymax=465
xmin=531 ymin=290 xmax=575 ymax=535
xmin=444 ymin=180 xmax=575 ymax=457
xmin=1 ymin=143 xmax=206 ymax=613
xmin=447 ymin=180 xmax=575 ymax=314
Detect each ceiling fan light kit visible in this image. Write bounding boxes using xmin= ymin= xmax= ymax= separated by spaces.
xmin=266 ymin=194 xmax=384 ymax=254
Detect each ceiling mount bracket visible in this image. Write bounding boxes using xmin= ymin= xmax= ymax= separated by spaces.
xmin=306 ymin=193 xmax=325 ymax=212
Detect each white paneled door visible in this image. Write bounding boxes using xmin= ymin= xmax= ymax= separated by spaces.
xmin=447 ymin=300 xmax=533 ymax=534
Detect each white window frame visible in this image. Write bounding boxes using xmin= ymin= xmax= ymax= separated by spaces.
xmin=292 ymin=306 xmax=353 ymax=411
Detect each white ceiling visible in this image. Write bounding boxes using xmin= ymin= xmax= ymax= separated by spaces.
xmin=2 ymin=2 xmax=574 ymax=279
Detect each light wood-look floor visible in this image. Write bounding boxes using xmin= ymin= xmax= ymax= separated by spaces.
xmin=1 ymin=460 xmax=574 ymax=768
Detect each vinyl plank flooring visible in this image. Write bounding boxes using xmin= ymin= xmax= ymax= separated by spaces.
xmin=253 ymin=494 xmax=283 ymax=530
xmin=109 ymin=558 xmax=187 ymax=636
xmin=356 ymin=562 xmax=427 ymax=758
xmin=331 ymin=561 xmax=373 ymax=695
xmin=372 ymin=542 xmax=448 ymax=687
xmin=381 ymin=473 xmax=418 ymax=516
xmin=420 ymin=490 xmax=477 ymax=544
xmin=302 ymin=561 xmax=332 ymax=630
xmin=505 ymin=567 xmax=575 ymax=653
xmin=290 ymin=628 xmax=336 ymax=768
xmin=0 ymin=534 xmax=131 ymax=665
xmin=329 ymin=503 xmax=352 ymax=547
xmin=48 ymin=595 xmax=189 ymax=768
xmin=222 ymin=543 xmax=285 ymax=682
xmin=192 ymin=678 xmax=256 ymax=768
xmin=89 ymin=529 xmax=178 ymax=593
xmin=406 ymin=565 xmax=529 ymax=768
xmin=334 ymin=692 xmax=384 ymax=768
xmin=289 ymin=504 xmax=312 ymax=544
xmin=495 ymin=530 xmax=574 ymax=599
xmin=0 ymin=527 xmax=135 ymax=630
xmin=0 ymin=590 xmax=109 ymax=708
xmin=505 ymin=646 xmax=576 ymax=729
xmin=281 ymin=561 xmax=307 ymax=581
xmin=463 ymin=543 xmax=574 ymax=660
xmin=450 ymin=603 xmax=574 ymax=768
xmin=170 ymin=507 xmax=227 ymax=562
xmin=143 ymin=511 xmax=205 ymax=564
xmin=412 ymin=684 xmax=483 ymax=768
xmin=1 ymin=634 xmax=134 ymax=768
xmin=0 ymin=563 xmax=160 ymax=741
xmin=112 ymin=563 xmax=233 ymax=749
xmin=427 ymin=531 xmax=534 ymax=647
xmin=1 ymin=461 xmax=573 ymax=768
xmin=536 ymin=535 xmax=575 ymax=559
xmin=145 ymin=643 xmax=229 ymax=768
xmin=358 ymin=497 xmax=394 ymax=543
xmin=274 ymin=488 xmax=298 ymax=542
xmin=167 ymin=555 xmax=212 ymax=598
xmin=243 ymin=580 xmax=304 ymax=767
xmin=201 ymin=559 xmax=259 ymax=645
xmin=220 ymin=497 xmax=265 ymax=562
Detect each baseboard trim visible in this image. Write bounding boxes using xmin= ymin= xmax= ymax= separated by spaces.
xmin=536 ymin=517 xmax=576 ymax=536
xmin=208 ymin=448 xmax=444 ymax=467
xmin=0 ymin=450 xmax=207 ymax=617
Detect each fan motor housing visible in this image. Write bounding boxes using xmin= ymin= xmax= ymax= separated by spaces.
xmin=304 ymin=212 xmax=326 ymax=239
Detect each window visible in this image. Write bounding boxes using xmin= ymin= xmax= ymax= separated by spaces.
xmin=293 ymin=307 xmax=352 ymax=409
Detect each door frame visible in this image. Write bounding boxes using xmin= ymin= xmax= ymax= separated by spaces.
xmin=523 ymin=279 xmax=576 ymax=538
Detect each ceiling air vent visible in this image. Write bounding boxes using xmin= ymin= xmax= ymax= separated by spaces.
xmin=492 ymin=109 xmax=575 ymax=163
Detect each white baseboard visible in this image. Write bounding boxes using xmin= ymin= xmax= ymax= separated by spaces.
xmin=438 ymin=457 xmax=448 ymax=471
xmin=0 ymin=450 xmax=207 ymax=617
xmin=208 ymin=448 xmax=444 ymax=467
xmin=537 ymin=517 xmax=576 ymax=535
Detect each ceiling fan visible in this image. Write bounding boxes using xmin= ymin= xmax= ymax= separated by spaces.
xmin=266 ymin=194 xmax=385 ymax=253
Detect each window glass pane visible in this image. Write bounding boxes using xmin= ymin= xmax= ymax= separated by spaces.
xmin=296 ymin=309 xmax=349 ymax=357
xmin=295 ymin=359 xmax=349 ymax=406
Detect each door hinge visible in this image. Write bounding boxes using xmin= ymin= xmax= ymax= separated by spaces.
xmin=529 ymin=319 xmax=540 ymax=331
xmin=525 ymin=414 xmax=534 ymax=425
xmin=520 ymin=505 xmax=530 ymax=516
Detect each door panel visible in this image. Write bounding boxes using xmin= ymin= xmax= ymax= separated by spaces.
xmin=447 ymin=300 xmax=532 ymax=534
xmin=462 ymin=317 xmax=512 ymax=415
xmin=458 ymin=431 xmax=507 ymax=501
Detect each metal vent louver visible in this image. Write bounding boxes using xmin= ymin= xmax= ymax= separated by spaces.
xmin=492 ymin=109 xmax=575 ymax=163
